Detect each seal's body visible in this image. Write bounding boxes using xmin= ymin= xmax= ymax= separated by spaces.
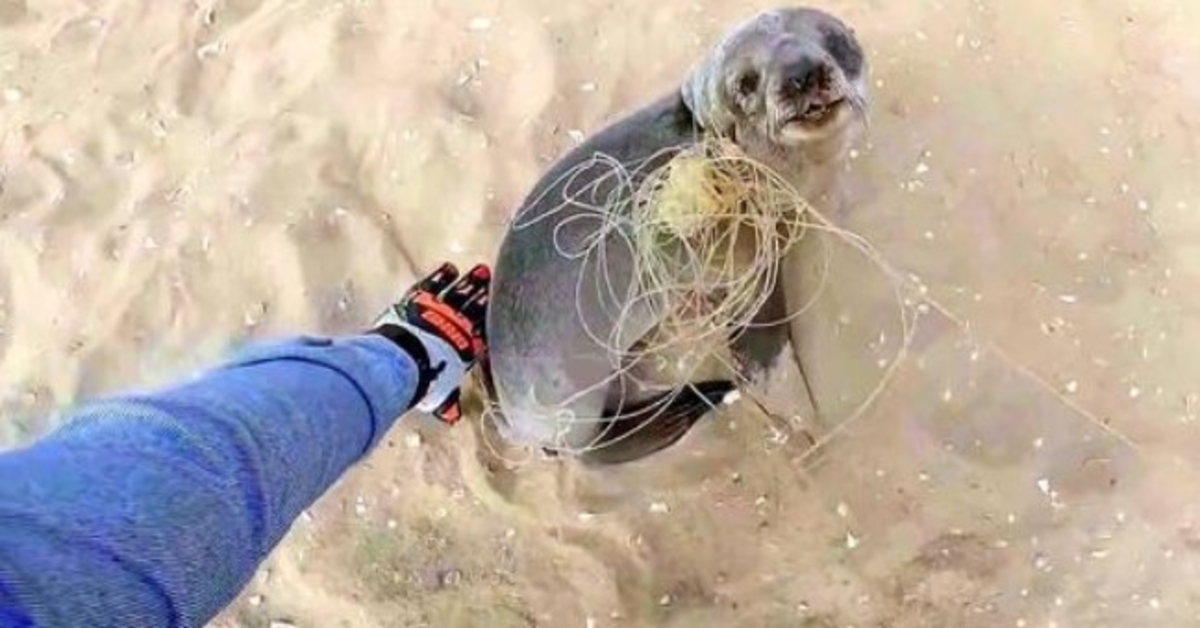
xmin=484 ymin=7 xmax=869 ymax=464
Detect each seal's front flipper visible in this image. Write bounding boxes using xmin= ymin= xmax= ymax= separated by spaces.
xmin=728 ymin=278 xmax=819 ymax=424
xmin=582 ymin=380 xmax=735 ymax=465
xmin=730 ymin=279 xmax=789 ymax=377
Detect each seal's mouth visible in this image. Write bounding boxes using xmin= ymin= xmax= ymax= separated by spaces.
xmin=773 ymin=61 xmax=855 ymax=134
xmin=775 ymin=96 xmax=850 ymax=141
xmin=756 ymin=60 xmax=866 ymax=143
xmin=787 ymin=97 xmax=847 ymax=128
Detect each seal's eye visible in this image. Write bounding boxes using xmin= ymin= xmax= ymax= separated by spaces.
xmin=735 ymin=71 xmax=760 ymax=97
xmin=821 ymin=25 xmax=864 ymax=79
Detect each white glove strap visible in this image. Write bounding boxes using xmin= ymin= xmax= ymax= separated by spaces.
xmin=392 ymin=322 xmax=467 ymax=413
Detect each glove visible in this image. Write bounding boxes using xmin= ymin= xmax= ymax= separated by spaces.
xmin=370 ymin=262 xmax=490 ymax=424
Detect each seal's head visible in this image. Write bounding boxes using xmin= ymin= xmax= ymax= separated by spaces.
xmin=683 ymin=7 xmax=868 ymax=155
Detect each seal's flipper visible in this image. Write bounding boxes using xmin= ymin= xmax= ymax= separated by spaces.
xmin=582 ymin=380 xmax=735 ymax=465
xmin=729 ymin=278 xmax=820 ymax=424
xmin=729 ymin=280 xmax=790 ymax=377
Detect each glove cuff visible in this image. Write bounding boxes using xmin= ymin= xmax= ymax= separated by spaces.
xmin=370 ymin=323 xmax=435 ymax=409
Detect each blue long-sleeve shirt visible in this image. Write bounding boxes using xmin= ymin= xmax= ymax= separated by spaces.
xmin=0 ymin=334 xmax=421 ymax=627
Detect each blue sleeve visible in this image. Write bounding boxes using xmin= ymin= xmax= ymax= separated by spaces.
xmin=0 ymin=334 xmax=420 ymax=628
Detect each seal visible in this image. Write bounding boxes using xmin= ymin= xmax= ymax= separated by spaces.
xmin=480 ymin=6 xmax=869 ymax=464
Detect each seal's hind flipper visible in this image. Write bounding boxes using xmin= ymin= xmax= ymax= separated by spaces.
xmin=582 ymin=380 xmax=736 ymax=465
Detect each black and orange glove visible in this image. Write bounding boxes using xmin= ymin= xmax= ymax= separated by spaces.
xmin=370 ymin=262 xmax=490 ymax=424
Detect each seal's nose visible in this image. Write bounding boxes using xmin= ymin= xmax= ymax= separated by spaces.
xmin=780 ymin=57 xmax=830 ymax=95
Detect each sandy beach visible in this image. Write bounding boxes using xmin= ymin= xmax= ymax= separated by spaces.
xmin=3 ymin=0 xmax=1200 ymax=626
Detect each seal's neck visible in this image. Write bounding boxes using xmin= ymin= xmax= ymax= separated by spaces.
xmin=738 ymin=131 xmax=857 ymax=210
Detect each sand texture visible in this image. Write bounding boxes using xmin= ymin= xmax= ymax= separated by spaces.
xmin=3 ymin=0 xmax=1200 ymax=626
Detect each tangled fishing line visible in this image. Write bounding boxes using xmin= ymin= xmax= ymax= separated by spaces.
xmin=474 ymin=136 xmax=1142 ymax=470
xmin=616 ymin=136 xmax=814 ymax=361
xmin=474 ymin=133 xmax=918 ymax=461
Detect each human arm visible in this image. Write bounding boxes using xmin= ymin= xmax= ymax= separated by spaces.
xmin=0 ymin=263 xmax=490 ymax=627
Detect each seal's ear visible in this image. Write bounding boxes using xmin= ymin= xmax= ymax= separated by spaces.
xmin=680 ymin=57 xmax=738 ymax=137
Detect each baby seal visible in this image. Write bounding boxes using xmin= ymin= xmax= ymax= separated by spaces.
xmin=481 ymin=6 xmax=868 ymax=464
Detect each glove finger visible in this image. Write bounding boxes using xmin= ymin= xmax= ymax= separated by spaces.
xmin=443 ymin=264 xmax=490 ymax=309
xmin=461 ymin=291 xmax=488 ymax=334
xmin=414 ymin=263 xmax=460 ymax=298
xmin=434 ymin=390 xmax=464 ymax=425
xmin=467 ymin=264 xmax=492 ymax=284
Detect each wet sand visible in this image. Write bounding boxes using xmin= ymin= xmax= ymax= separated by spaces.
xmin=2 ymin=0 xmax=1200 ymax=626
